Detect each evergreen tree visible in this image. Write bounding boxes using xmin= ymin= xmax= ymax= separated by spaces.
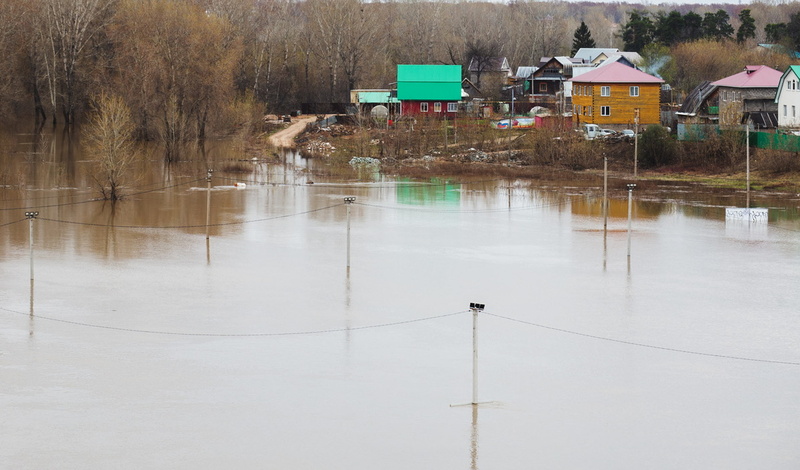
xmin=736 ymin=9 xmax=756 ymax=43
xmin=654 ymin=10 xmax=684 ymax=46
xmin=571 ymin=21 xmax=596 ymax=56
xmin=766 ymin=23 xmax=788 ymax=43
xmin=682 ymin=12 xmax=704 ymax=42
xmin=702 ymin=10 xmax=734 ymax=41
xmin=622 ymin=11 xmax=654 ymax=52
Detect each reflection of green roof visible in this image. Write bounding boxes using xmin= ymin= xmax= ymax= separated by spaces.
xmin=395 ymin=178 xmax=461 ymax=205
xmin=397 ymin=65 xmax=462 ymax=101
xmin=357 ymin=91 xmax=399 ymax=104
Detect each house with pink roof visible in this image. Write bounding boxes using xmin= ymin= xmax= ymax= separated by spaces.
xmin=570 ymin=62 xmax=663 ymax=127
xmin=712 ymin=65 xmax=782 ymax=128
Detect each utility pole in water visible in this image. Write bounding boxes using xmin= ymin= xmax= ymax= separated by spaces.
xmin=344 ymin=197 xmax=356 ymax=268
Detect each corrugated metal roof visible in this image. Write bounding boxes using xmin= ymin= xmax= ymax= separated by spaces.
xmin=397 ymin=65 xmax=461 ymax=83
xmin=357 ymin=91 xmax=398 ymax=104
xmin=397 ymin=65 xmax=462 ymax=101
xmin=569 ymin=62 xmax=663 ymax=84
xmin=574 ymin=48 xmax=620 ymax=62
xmin=679 ymin=80 xmax=716 ymax=114
xmin=516 ymin=66 xmax=538 ymax=78
xmin=711 ymin=65 xmax=782 ymax=88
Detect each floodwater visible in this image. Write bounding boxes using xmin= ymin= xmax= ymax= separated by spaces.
xmin=2 ymin=127 xmax=800 ymax=469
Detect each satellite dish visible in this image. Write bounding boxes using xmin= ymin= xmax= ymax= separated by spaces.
xmin=371 ymin=105 xmax=389 ymax=119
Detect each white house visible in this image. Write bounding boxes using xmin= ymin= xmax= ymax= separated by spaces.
xmin=775 ymin=65 xmax=800 ymax=129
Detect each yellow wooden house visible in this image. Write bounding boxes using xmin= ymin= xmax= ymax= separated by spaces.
xmin=570 ymin=62 xmax=663 ymax=127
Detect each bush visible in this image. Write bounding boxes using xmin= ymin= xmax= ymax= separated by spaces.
xmin=639 ymin=124 xmax=678 ymax=168
xmin=757 ymin=149 xmax=800 ymax=173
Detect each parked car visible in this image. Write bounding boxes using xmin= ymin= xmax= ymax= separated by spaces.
xmin=620 ymin=129 xmax=635 ymax=138
xmin=597 ymin=128 xmax=616 ymax=138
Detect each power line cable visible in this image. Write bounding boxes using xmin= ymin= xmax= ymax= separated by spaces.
xmin=0 ymin=218 xmax=27 ymax=228
xmin=36 ymin=202 xmax=344 ymax=229
xmin=0 ymin=305 xmax=467 ymax=337
xmin=0 ymin=177 xmax=204 ymax=211
xmin=484 ymin=311 xmax=800 ymax=366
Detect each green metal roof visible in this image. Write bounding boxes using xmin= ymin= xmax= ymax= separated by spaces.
xmin=397 ymin=65 xmax=462 ymax=101
xmin=357 ymin=91 xmax=398 ymax=104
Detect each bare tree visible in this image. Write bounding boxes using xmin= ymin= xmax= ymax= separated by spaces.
xmin=83 ymin=93 xmax=137 ymax=201
xmin=41 ymin=0 xmax=114 ymax=125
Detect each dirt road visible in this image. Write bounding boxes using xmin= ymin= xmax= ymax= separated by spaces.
xmin=268 ymin=115 xmax=320 ymax=148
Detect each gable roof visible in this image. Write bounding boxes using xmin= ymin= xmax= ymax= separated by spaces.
xmin=679 ymin=80 xmax=717 ymax=115
xmin=569 ymin=62 xmax=663 ymax=84
xmin=574 ymin=48 xmax=620 ymax=62
xmin=468 ymin=56 xmax=510 ymax=73
xmin=397 ymin=65 xmax=462 ymax=101
xmin=515 ymin=66 xmax=538 ymax=79
xmin=774 ymin=65 xmax=800 ymax=103
xmin=711 ymin=65 xmax=782 ymax=88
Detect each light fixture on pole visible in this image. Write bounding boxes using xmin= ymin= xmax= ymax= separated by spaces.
xmin=344 ymin=197 xmax=356 ymax=268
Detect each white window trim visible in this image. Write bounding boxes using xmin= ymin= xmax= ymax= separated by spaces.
xmin=630 ymin=86 xmax=639 ymax=97
xmin=447 ymin=102 xmax=458 ymax=112
xmin=420 ymin=102 xmax=428 ymax=112
xmin=601 ymin=86 xmax=610 ymax=97
xmin=433 ymin=102 xmax=441 ymax=113
xmin=601 ymin=106 xmax=610 ymax=116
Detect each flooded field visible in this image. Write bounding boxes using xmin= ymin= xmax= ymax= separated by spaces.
xmin=2 ymin=129 xmax=800 ymax=469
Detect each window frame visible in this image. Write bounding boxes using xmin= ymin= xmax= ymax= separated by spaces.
xmin=601 ymin=86 xmax=611 ymax=97
xmin=447 ymin=102 xmax=458 ymax=113
xmin=420 ymin=102 xmax=429 ymax=113
xmin=601 ymin=106 xmax=610 ymax=116
xmin=629 ymin=86 xmax=639 ymax=97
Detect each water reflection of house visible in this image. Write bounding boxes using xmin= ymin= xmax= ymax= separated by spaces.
xmin=395 ymin=179 xmax=460 ymax=205
xmin=570 ymin=197 xmax=662 ymax=219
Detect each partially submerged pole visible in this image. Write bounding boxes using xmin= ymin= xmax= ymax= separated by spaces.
xmin=626 ymin=184 xmax=636 ymax=259
xmin=205 ymin=169 xmax=213 ymax=240
xmin=746 ymin=120 xmax=751 ymax=210
xmin=344 ymin=197 xmax=356 ymax=268
xmin=469 ymin=302 xmax=485 ymax=405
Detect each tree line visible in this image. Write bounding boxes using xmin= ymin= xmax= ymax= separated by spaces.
xmin=1 ymin=0 xmax=800 ymax=147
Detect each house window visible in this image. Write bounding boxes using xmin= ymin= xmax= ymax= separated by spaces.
xmin=601 ymin=106 xmax=610 ymax=116
xmin=575 ymin=86 xmax=581 ymax=96
xmin=434 ymin=102 xmax=441 ymax=113
xmin=601 ymin=86 xmax=610 ymax=97
xmin=539 ymin=83 xmax=547 ymax=92
xmin=793 ymin=105 xmax=796 ymax=117
xmin=575 ymin=105 xmax=581 ymax=115
xmin=420 ymin=102 xmax=428 ymax=112
xmin=629 ymin=86 xmax=639 ymax=97
xmin=447 ymin=102 xmax=458 ymax=113
xmin=587 ymin=106 xmax=592 ymax=116
xmin=784 ymin=105 xmax=788 ymax=116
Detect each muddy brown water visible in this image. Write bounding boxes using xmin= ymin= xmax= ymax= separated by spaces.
xmin=2 ymin=127 xmax=800 ymax=469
